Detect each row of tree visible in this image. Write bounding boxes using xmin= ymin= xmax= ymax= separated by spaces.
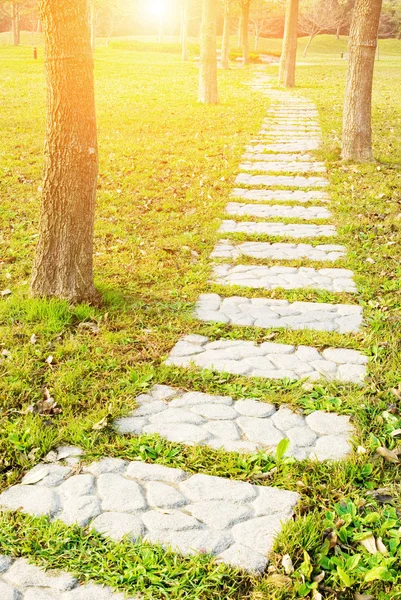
xmin=2 ymin=0 xmax=400 ymax=49
xmin=31 ymin=0 xmax=383 ymax=303
xmin=198 ymin=0 xmax=382 ymax=164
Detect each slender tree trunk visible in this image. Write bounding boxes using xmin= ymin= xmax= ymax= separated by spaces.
xmin=336 ymin=25 xmax=341 ymax=39
xmin=12 ymin=2 xmax=20 ymax=46
xmin=303 ymin=32 xmax=316 ymax=56
xmin=241 ymin=1 xmax=250 ymax=65
xmin=90 ymin=1 xmax=96 ymax=51
xmin=237 ymin=15 xmax=242 ymax=47
xmin=32 ymin=0 xmax=99 ymax=303
xmin=198 ymin=0 xmax=218 ymax=104
xmin=221 ymin=2 xmax=230 ymax=69
xmin=182 ymin=0 xmax=188 ymax=61
xmin=278 ymin=0 xmax=299 ymax=87
xmin=254 ymin=28 xmax=259 ymax=51
xmin=342 ymin=0 xmax=383 ymax=161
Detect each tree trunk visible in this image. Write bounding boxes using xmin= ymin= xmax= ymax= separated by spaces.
xmin=12 ymin=2 xmax=20 ymax=46
xmin=182 ymin=0 xmax=188 ymax=61
xmin=237 ymin=15 xmax=242 ymax=47
xmin=254 ymin=28 xmax=259 ymax=51
xmin=278 ymin=0 xmax=299 ymax=87
xmin=336 ymin=25 xmax=341 ymax=39
xmin=303 ymin=33 xmax=316 ymax=57
xmin=31 ymin=0 xmax=99 ymax=303
xmin=198 ymin=0 xmax=218 ymax=104
xmin=221 ymin=2 xmax=230 ymax=69
xmin=90 ymin=0 xmax=96 ymax=51
xmin=241 ymin=1 xmax=250 ymax=65
xmin=342 ymin=0 xmax=383 ymax=161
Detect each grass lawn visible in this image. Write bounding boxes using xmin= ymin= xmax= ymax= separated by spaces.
xmin=0 ymin=36 xmax=401 ymax=599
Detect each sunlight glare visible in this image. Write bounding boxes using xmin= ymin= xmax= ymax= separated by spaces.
xmin=149 ymin=0 xmax=165 ymax=17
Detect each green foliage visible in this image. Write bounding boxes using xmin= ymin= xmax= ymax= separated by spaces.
xmin=288 ymin=501 xmax=401 ymax=597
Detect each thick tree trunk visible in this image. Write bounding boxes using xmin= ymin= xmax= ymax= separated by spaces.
xmin=181 ymin=0 xmax=188 ymax=61
xmin=90 ymin=1 xmax=96 ymax=51
xmin=31 ymin=0 xmax=99 ymax=303
xmin=278 ymin=0 xmax=299 ymax=87
xmin=198 ymin=0 xmax=218 ymax=104
xmin=342 ymin=0 xmax=383 ymax=161
xmin=241 ymin=1 xmax=250 ymax=65
xmin=12 ymin=2 xmax=20 ymax=46
xmin=221 ymin=3 xmax=230 ymax=69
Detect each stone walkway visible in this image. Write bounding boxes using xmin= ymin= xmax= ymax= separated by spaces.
xmin=114 ymin=385 xmax=353 ymax=460
xmin=0 ymin=556 xmax=136 ymax=600
xmin=0 ymin=450 xmax=299 ymax=574
xmin=0 ymin=73 xmax=367 ymax=587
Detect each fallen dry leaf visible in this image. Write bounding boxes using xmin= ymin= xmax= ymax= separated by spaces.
xmin=78 ymin=321 xmax=101 ymax=334
xmin=1 ymin=289 xmax=12 ymax=297
xmin=376 ymin=446 xmax=400 ymax=463
xmin=359 ymin=534 xmax=377 ymax=554
xmin=281 ymin=554 xmax=294 ymax=575
xmin=26 ymin=388 xmax=62 ymax=416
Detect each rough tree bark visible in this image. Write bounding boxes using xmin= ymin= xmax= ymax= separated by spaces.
xmin=31 ymin=0 xmax=99 ymax=303
xmin=181 ymin=0 xmax=188 ymax=61
xmin=221 ymin=0 xmax=230 ymax=70
xmin=198 ymin=0 xmax=218 ymax=104
xmin=241 ymin=0 xmax=251 ymax=65
xmin=278 ymin=0 xmax=299 ymax=87
xmin=12 ymin=2 xmax=20 ymax=46
xmin=342 ymin=0 xmax=383 ymax=161
xmin=90 ymin=0 xmax=96 ymax=51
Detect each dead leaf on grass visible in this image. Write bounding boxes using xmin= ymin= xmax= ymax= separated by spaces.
xmin=26 ymin=388 xmax=62 ymax=416
xmin=376 ymin=446 xmax=400 ymax=463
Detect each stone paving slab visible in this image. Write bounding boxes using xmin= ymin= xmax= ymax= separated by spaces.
xmin=114 ymin=385 xmax=354 ymax=461
xmin=211 ymin=240 xmax=345 ymax=262
xmin=235 ymin=174 xmax=328 ymax=188
xmin=263 ymin=125 xmax=320 ymax=131
xmin=256 ymin=133 xmax=322 ymax=141
xmin=195 ymin=293 xmax=363 ymax=333
xmin=226 ymin=202 xmax=331 ymax=220
xmin=0 ymin=454 xmax=300 ymax=574
xmin=247 ymin=142 xmax=320 ymax=152
xmin=239 ymin=161 xmax=326 ymax=174
xmin=242 ymin=152 xmax=316 ymax=161
xmin=219 ymin=220 xmax=337 ymax=238
xmin=231 ymin=188 xmax=330 ymax=203
xmin=166 ymin=335 xmax=367 ymax=384
xmin=0 ymin=556 xmax=135 ymax=600
xmin=213 ymin=264 xmax=357 ymax=293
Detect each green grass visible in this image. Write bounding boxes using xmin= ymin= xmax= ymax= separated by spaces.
xmin=0 ymin=37 xmax=401 ymax=599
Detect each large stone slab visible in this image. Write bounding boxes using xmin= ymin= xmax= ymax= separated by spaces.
xmin=239 ymin=161 xmax=326 ymax=174
xmin=0 ymin=458 xmax=299 ymax=574
xmin=219 ymin=220 xmax=336 ymax=238
xmin=241 ymin=152 xmax=316 ymax=161
xmin=211 ymin=240 xmax=345 ymax=262
xmin=212 ymin=264 xmax=357 ymax=293
xmin=166 ymin=335 xmax=367 ymax=384
xmin=0 ymin=556 xmax=135 ymax=599
xmin=231 ymin=188 xmax=330 ymax=203
xmin=195 ymin=293 xmax=363 ymax=333
xmin=247 ymin=142 xmax=320 ymax=152
xmin=225 ymin=202 xmax=331 ymax=220
xmin=114 ymin=385 xmax=354 ymax=461
xmin=235 ymin=174 xmax=328 ymax=188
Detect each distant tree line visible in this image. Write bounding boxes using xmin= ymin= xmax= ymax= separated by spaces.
xmin=2 ymin=0 xmax=401 ymax=45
